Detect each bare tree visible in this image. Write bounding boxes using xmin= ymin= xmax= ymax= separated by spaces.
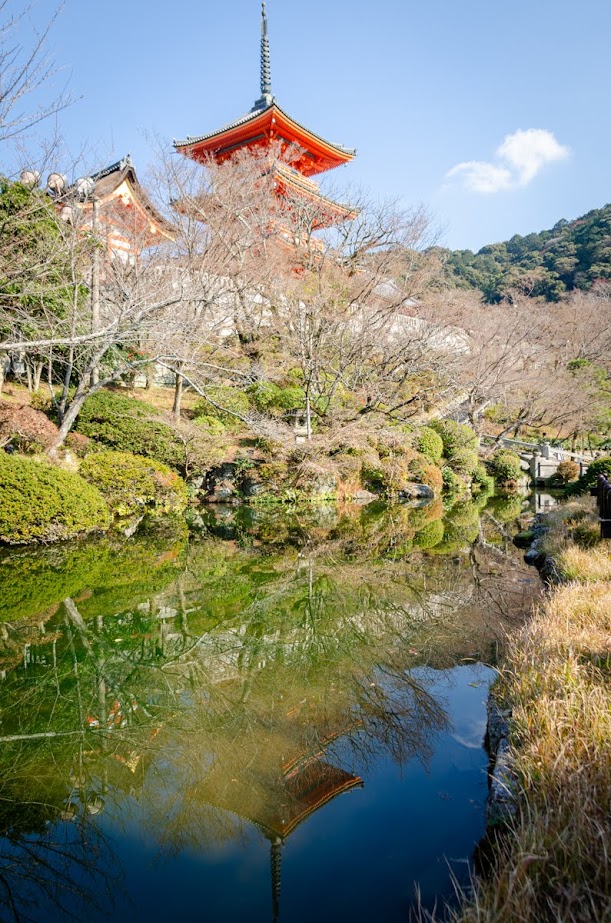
xmin=0 ymin=1 xmax=72 ymax=143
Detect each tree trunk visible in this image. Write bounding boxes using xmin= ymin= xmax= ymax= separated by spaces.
xmin=305 ymin=392 xmax=312 ymax=441
xmin=32 ymin=360 xmax=44 ymax=392
xmin=48 ymin=389 xmax=89 ymax=454
xmin=0 ymin=353 xmax=7 ymax=393
xmin=90 ymin=198 xmax=101 ymax=386
xmin=173 ymin=364 xmax=184 ymax=423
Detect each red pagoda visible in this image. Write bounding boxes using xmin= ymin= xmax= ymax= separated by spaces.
xmin=173 ymin=3 xmax=356 ymax=231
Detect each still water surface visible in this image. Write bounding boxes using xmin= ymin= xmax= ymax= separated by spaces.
xmin=0 ymin=497 xmax=538 ymax=922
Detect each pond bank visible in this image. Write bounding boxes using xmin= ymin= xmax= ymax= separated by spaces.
xmin=445 ymin=498 xmax=611 ymax=923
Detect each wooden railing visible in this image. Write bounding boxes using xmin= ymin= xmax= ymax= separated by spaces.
xmin=594 ymin=475 xmax=611 ymax=539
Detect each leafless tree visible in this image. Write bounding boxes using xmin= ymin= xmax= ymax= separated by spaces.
xmin=0 ymin=1 xmax=72 ymax=143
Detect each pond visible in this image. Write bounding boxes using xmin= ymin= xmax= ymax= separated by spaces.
xmin=0 ymin=495 xmax=539 ymax=922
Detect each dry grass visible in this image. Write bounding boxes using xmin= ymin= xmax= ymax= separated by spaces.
xmin=540 ymin=496 xmax=598 ymax=554
xmin=434 ymin=500 xmax=611 ymax=923
xmin=556 ymin=544 xmax=611 ymax=582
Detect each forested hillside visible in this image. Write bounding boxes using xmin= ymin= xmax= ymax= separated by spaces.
xmin=437 ymin=203 xmax=611 ymax=302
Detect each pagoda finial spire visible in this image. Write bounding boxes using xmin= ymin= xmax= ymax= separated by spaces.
xmin=254 ymin=1 xmax=273 ymax=110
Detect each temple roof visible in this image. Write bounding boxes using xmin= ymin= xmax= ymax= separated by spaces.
xmin=198 ymin=757 xmax=362 ymax=841
xmin=272 ymin=162 xmax=357 ymax=227
xmin=174 ymin=102 xmax=356 ymax=177
xmin=85 ymin=156 xmax=175 ymax=241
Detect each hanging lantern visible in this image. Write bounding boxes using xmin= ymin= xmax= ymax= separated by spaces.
xmin=75 ymin=176 xmax=95 ymax=200
xmin=47 ymin=172 xmax=67 ymax=195
xmin=20 ymin=170 xmax=41 ymax=187
xmin=59 ymin=204 xmax=74 ymax=223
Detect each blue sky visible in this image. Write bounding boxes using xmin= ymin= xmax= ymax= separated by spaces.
xmin=13 ymin=0 xmax=611 ymax=250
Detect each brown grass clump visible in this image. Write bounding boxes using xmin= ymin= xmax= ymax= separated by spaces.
xmin=557 ymin=544 xmax=611 ymax=582
xmin=434 ymin=499 xmax=611 ymax=923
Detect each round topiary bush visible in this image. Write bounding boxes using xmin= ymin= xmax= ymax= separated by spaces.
xmin=447 ymin=446 xmax=479 ymax=476
xmin=486 ymin=449 xmax=523 ymax=484
xmin=79 ymin=450 xmax=187 ymax=517
xmin=0 ymin=453 xmax=109 ymax=544
xmin=556 ymin=459 xmax=580 ymax=484
xmin=415 ymin=427 xmax=444 ymax=464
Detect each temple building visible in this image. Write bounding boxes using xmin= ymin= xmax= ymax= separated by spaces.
xmin=49 ymin=155 xmax=174 ymax=261
xmin=173 ymin=3 xmax=356 ymax=234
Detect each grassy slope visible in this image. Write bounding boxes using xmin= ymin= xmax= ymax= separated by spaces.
xmin=447 ymin=499 xmax=611 ymax=923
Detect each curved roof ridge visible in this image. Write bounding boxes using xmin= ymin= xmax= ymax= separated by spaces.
xmin=173 ymin=102 xmax=356 ymax=158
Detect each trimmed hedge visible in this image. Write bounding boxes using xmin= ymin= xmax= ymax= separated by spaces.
xmin=80 ymin=450 xmax=188 ymax=517
xmin=0 ymin=453 xmax=109 ymax=544
xmin=76 ymin=391 xmax=185 ymax=470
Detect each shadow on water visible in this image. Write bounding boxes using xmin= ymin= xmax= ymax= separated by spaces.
xmin=0 ymin=496 xmax=540 ymax=922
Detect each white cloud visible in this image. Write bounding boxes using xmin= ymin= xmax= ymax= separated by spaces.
xmin=446 ymin=160 xmax=513 ymax=194
xmin=446 ymin=129 xmax=570 ymax=194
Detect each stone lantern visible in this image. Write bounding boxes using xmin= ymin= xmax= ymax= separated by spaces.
xmin=287 ymin=409 xmax=309 ymax=444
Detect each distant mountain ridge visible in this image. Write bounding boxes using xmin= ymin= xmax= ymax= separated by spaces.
xmin=436 ymin=203 xmax=611 ymax=302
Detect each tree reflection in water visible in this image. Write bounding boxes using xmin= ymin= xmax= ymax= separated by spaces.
xmin=0 ymin=498 xmax=539 ymax=921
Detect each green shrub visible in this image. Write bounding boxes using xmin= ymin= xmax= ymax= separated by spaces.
xmin=372 ymin=430 xmax=415 ymax=461
xmin=80 ymin=450 xmax=187 ymax=517
xmin=258 ymin=461 xmax=291 ymax=492
xmin=247 ymin=381 xmax=305 ymax=416
xmin=448 ymin=446 xmax=479 ymax=476
xmin=441 ymin=465 xmax=465 ymax=495
xmin=429 ymin=419 xmax=479 ymax=459
xmin=471 ymin=464 xmax=494 ymax=493
xmin=415 ymin=427 xmax=444 ymax=464
xmin=567 ymin=457 xmax=611 ymax=494
xmin=76 ymin=391 xmax=185 ymax=470
xmin=0 ymin=453 xmax=109 ymax=544
xmin=413 ymin=518 xmax=444 ymax=549
xmin=193 ymin=386 xmax=252 ymax=425
xmin=79 ymin=390 xmax=157 ymax=420
xmin=486 ymin=449 xmax=523 ymax=484
xmin=361 ymin=454 xmax=413 ymax=495
xmin=195 ymin=415 xmax=227 ymax=435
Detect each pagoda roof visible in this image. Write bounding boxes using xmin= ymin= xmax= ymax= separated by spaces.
xmin=174 ymin=102 xmax=356 ymax=177
xmin=197 ymin=757 xmax=362 ymax=841
xmin=272 ymin=161 xmax=357 ymax=227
